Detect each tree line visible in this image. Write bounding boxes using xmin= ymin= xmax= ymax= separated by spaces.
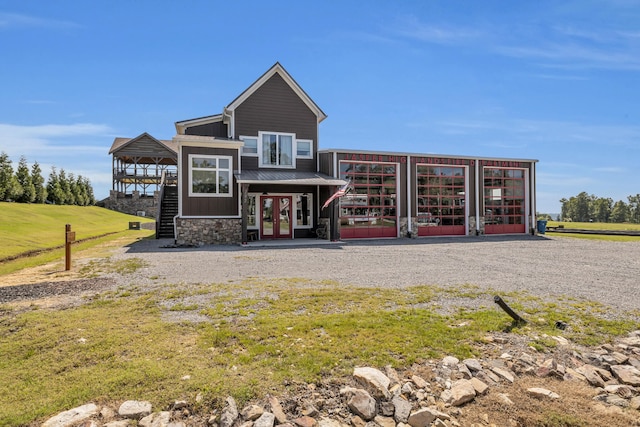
xmin=557 ymin=191 xmax=640 ymax=223
xmin=0 ymin=152 xmax=95 ymax=206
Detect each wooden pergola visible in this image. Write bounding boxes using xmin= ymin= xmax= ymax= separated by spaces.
xmin=109 ymin=133 xmax=177 ymax=196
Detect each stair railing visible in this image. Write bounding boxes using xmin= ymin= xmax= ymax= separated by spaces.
xmin=156 ymin=170 xmax=167 ymax=239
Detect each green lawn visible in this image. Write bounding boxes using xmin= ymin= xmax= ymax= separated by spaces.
xmin=547 ymin=220 xmax=640 ymax=231
xmin=0 ymin=203 xmax=155 ymax=260
xmin=1 ymin=280 xmax=637 ymax=425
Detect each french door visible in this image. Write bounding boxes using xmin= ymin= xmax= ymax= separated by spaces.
xmin=260 ymin=196 xmax=292 ymax=239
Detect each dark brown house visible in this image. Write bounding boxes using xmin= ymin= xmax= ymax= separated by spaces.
xmin=108 ymin=63 xmax=538 ymax=245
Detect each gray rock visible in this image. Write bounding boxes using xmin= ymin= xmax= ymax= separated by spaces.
xmin=374 ymin=415 xmax=396 ymax=427
xmin=619 ymin=336 xmax=640 ymax=347
xmin=407 ymin=408 xmax=436 ymax=427
xmin=442 ymin=379 xmax=476 ymax=406
xmin=470 ymin=377 xmax=489 ymax=395
xmin=604 ymin=384 xmax=634 ymax=398
xmin=411 ymin=375 xmax=429 ymax=390
xmin=269 ymin=396 xmax=288 ymax=424
xmin=242 ymin=404 xmax=265 ymax=421
xmin=457 ymin=363 xmax=473 ymax=379
xmin=104 ymin=421 xmax=130 ymax=427
xmin=392 ymin=395 xmax=412 ymax=423
xmin=401 ymin=382 xmax=414 ymax=395
xmin=490 ymin=367 xmax=515 ymax=383
xmin=318 ymin=417 xmax=345 ymax=427
xmin=462 ymin=358 xmax=482 ymax=372
xmin=42 ymin=403 xmax=99 ymax=427
xmin=442 ymin=356 xmax=459 ymax=368
xmin=527 ymin=387 xmax=560 ymax=399
xmin=347 ymin=389 xmax=377 ymax=421
xmin=629 ymin=396 xmax=640 ymax=410
xmin=577 ymin=364 xmax=607 ymax=387
xmin=611 ymin=365 xmax=640 ymax=386
xmin=604 ymin=395 xmax=629 ymax=408
xmin=139 ymin=411 xmax=171 ymax=427
xmin=118 ymin=400 xmax=152 ymax=419
xmin=385 ymin=365 xmax=402 ymax=388
xmin=354 ymin=367 xmax=391 ymax=399
xmin=254 ymin=412 xmax=276 ymax=427
xmin=220 ymin=396 xmax=239 ymax=427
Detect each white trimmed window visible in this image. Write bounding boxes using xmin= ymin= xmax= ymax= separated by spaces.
xmin=240 ymin=136 xmax=258 ymax=156
xmin=296 ymin=139 xmax=313 ymax=158
xmin=189 ymin=154 xmax=233 ymax=197
xmin=259 ymin=131 xmax=294 ymax=168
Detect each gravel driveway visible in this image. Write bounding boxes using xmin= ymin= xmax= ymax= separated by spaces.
xmin=113 ymin=235 xmax=640 ymax=314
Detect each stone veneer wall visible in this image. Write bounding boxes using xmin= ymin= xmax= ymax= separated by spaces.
xmin=400 ymin=217 xmax=414 ymax=238
xmin=175 ymin=218 xmax=242 ymax=246
xmin=104 ymin=190 xmax=158 ymax=217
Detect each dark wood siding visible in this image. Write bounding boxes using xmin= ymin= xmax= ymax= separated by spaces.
xmin=186 ymin=122 xmax=228 ymax=138
xmin=318 ymin=152 xmax=334 ymax=176
xmin=181 ymin=146 xmax=239 ymax=217
xmin=235 ymin=73 xmax=318 ymax=172
xmin=241 ymin=156 xmax=259 ymax=170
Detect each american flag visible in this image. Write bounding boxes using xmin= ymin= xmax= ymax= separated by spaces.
xmin=321 ymin=180 xmax=353 ymax=210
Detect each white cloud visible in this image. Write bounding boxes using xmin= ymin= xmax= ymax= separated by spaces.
xmin=0 ymin=12 xmax=81 ymax=30
xmin=392 ymin=16 xmax=485 ymax=45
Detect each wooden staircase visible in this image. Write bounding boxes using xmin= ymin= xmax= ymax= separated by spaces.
xmin=156 ymin=186 xmax=178 ymax=239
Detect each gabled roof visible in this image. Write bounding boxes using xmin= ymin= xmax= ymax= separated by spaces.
xmin=108 ymin=132 xmax=177 ymax=155
xmin=174 ymin=114 xmax=224 ymax=135
xmin=225 ymin=62 xmax=327 ymax=123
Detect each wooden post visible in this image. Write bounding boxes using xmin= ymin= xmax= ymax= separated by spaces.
xmin=65 ymin=224 xmax=76 ymax=271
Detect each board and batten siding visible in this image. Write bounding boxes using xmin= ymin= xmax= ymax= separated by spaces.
xmin=181 ymin=146 xmax=239 ymax=217
xmin=234 ymin=73 xmax=318 ymax=173
xmin=185 ymin=122 xmax=228 ymax=138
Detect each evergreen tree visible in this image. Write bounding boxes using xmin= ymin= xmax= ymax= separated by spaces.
xmin=627 ymin=194 xmax=640 ymax=224
xmin=15 ymin=156 xmax=35 ymax=203
xmin=46 ymin=167 xmax=64 ymax=204
xmin=611 ymin=200 xmax=629 ymax=223
xmin=592 ymin=197 xmax=612 ymax=223
xmin=82 ymin=176 xmax=96 ymax=205
xmin=75 ymin=175 xmax=89 ymax=206
xmin=58 ymin=169 xmax=73 ymax=205
xmin=68 ymin=172 xmax=79 ymax=205
xmin=31 ymin=161 xmax=47 ymax=203
xmin=0 ymin=152 xmax=21 ymax=201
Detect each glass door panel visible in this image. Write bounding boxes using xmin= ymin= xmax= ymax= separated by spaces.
xmin=279 ymin=197 xmax=291 ymax=237
xmin=261 ymin=197 xmax=274 ymax=237
xmin=261 ymin=196 xmax=292 ymax=239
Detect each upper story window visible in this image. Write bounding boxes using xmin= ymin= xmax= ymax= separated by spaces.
xmin=260 ymin=131 xmax=294 ymax=168
xmin=189 ymin=154 xmax=232 ymax=197
xmin=240 ymin=136 xmax=258 ymax=156
xmin=296 ymin=139 xmax=313 ymax=158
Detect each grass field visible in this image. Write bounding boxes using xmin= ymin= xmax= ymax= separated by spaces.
xmin=0 ymin=203 xmax=156 ymax=275
xmin=547 ymin=221 xmax=640 ymax=231
xmin=545 ymin=220 xmax=640 ymax=241
xmin=1 ymin=280 xmax=638 ymax=426
xmin=0 ymin=202 xmax=155 ymax=260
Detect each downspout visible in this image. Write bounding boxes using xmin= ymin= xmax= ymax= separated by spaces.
xmin=406 ymin=155 xmax=411 ymax=237
xmin=475 ymin=159 xmax=480 ymax=235
xmin=531 ymin=162 xmax=536 ymax=234
xmin=174 ymin=141 xmax=182 ymax=244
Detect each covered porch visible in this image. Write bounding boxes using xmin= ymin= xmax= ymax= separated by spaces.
xmin=234 ymin=170 xmax=347 ymax=244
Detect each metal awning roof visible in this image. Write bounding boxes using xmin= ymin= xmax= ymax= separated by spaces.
xmin=234 ymin=170 xmax=346 ymax=186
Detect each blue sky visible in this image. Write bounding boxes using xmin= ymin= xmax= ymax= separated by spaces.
xmin=1 ymin=1 xmax=639 ymax=213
